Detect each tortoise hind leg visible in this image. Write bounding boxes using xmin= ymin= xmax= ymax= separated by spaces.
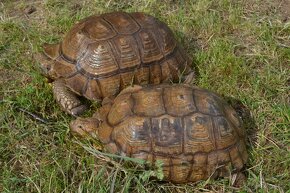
xmin=52 ymin=79 xmax=87 ymax=116
xmin=231 ymin=172 xmax=246 ymax=187
xmin=183 ymin=71 xmax=196 ymax=84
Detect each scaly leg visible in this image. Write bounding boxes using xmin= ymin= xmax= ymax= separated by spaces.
xmin=52 ymin=79 xmax=87 ymax=116
xmin=183 ymin=71 xmax=196 ymax=84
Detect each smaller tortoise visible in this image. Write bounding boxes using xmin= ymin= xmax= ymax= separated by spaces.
xmin=70 ymin=84 xmax=248 ymax=183
xmin=38 ymin=11 xmax=195 ymax=116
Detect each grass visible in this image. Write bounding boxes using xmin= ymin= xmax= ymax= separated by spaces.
xmin=0 ymin=0 xmax=289 ymax=192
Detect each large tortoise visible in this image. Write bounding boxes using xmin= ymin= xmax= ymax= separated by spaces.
xmin=70 ymin=84 xmax=248 ymax=183
xmin=38 ymin=11 xmax=195 ymax=116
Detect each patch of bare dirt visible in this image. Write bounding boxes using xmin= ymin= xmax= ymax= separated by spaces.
xmin=243 ymin=0 xmax=290 ymax=22
xmin=0 ymin=69 xmax=22 ymax=85
xmin=1 ymin=0 xmax=48 ymax=28
xmin=279 ymin=0 xmax=290 ymax=22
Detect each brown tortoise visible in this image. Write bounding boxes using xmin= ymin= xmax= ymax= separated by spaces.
xmin=38 ymin=12 xmax=195 ymax=116
xmin=70 ymin=84 xmax=248 ymax=184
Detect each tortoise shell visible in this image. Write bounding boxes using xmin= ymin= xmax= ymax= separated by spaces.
xmin=43 ymin=12 xmax=193 ymax=101
xmin=79 ymin=84 xmax=248 ymax=183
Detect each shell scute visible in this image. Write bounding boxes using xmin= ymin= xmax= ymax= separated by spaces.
xmin=112 ymin=35 xmax=141 ymax=69
xmin=184 ymin=112 xmax=217 ymax=154
xmin=112 ymin=116 xmax=151 ymax=155
xmin=163 ymin=86 xmax=196 ymax=116
xmin=65 ymin=73 xmax=87 ymax=95
xmin=229 ymin=145 xmax=245 ymax=169
xmin=137 ymin=30 xmax=163 ymax=63
xmin=83 ymin=79 xmax=101 ymax=100
xmin=133 ymin=67 xmax=150 ymax=85
xmin=171 ymin=156 xmax=192 ymax=183
xmin=82 ymin=16 xmax=116 ymax=40
xmin=107 ymin=93 xmax=133 ymax=126
xmin=194 ymin=89 xmax=224 ymax=116
xmin=61 ymin=22 xmax=91 ymax=61
xmin=98 ymin=75 xmax=120 ymax=98
xmin=103 ymin=12 xmax=140 ymax=35
xmin=213 ymin=116 xmax=238 ymax=149
xmin=132 ymin=87 xmax=165 ymax=116
xmin=216 ymin=149 xmax=231 ymax=163
xmin=149 ymin=64 xmax=162 ymax=84
xmin=151 ymin=117 xmax=183 ymax=154
xmin=78 ymin=42 xmax=119 ymax=77
xmin=119 ymin=71 xmax=135 ymax=89
xmin=130 ymin=12 xmax=157 ymax=28
xmin=52 ymin=59 xmax=77 ymax=78
xmin=158 ymin=23 xmax=177 ymax=55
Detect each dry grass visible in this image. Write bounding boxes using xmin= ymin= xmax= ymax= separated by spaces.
xmin=0 ymin=0 xmax=289 ymax=192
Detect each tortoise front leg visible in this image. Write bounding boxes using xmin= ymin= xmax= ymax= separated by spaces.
xmin=52 ymin=79 xmax=87 ymax=116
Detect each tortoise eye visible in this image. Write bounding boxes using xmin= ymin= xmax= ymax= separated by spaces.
xmin=40 ymin=62 xmax=51 ymax=73
xmin=46 ymin=64 xmax=51 ymax=71
xmin=179 ymin=95 xmax=184 ymax=99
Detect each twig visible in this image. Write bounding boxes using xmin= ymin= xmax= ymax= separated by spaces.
xmin=17 ymin=107 xmax=49 ymax=124
xmin=277 ymin=43 xmax=290 ymax=48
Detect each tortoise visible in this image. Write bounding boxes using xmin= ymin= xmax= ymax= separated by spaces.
xmin=38 ymin=11 xmax=195 ymax=116
xmin=70 ymin=84 xmax=248 ymax=184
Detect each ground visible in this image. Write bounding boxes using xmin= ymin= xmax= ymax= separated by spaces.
xmin=0 ymin=0 xmax=289 ymax=192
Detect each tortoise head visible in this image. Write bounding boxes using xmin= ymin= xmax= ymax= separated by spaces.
xmin=37 ymin=43 xmax=61 ymax=80
xmin=70 ymin=117 xmax=100 ymax=138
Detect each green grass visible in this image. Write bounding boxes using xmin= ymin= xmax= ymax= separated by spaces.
xmin=0 ymin=0 xmax=289 ymax=192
